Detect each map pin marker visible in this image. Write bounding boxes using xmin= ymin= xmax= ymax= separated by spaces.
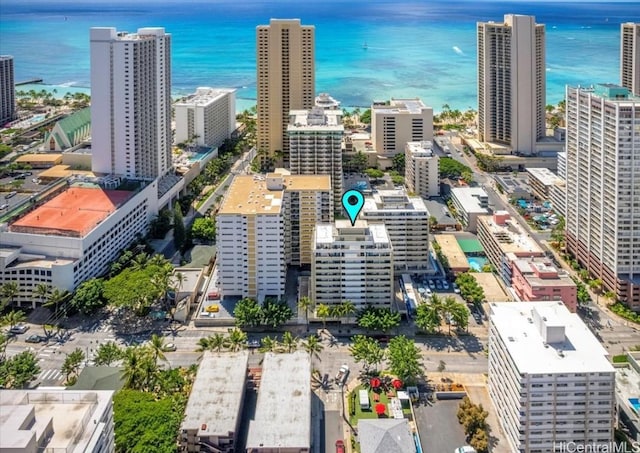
xmin=342 ymin=189 xmax=365 ymax=226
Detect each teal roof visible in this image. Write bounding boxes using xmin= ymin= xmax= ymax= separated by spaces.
xmin=68 ymin=366 xmax=124 ymax=391
xmin=456 ymin=237 xmax=484 ymax=254
xmin=57 ymin=107 xmax=91 ymax=144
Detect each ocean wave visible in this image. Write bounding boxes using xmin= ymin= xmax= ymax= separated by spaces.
xmin=453 ymin=46 xmax=464 ymax=56
xmin=59 ymin=81 xmax=78 ymax=87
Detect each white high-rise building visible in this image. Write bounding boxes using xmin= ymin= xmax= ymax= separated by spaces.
xmin=362 ymin=189 xmax=431 ymax=275
xmin=0 ymin=55 xmax=16 ymax=126
xmin=478 ymin=15 xmax=546 ymax=155
xmin=621 ymin=23 xmax=640 ymax=96
xmin=311 ymin=220 xmax=394 ymax=309
xmin=565 ymin=84 xmax=640 ymax=311
xmin=371 ymin=98 xmax=433 ymax=157
xmin=288 ymin=107 xmax=343 ymax=210
xmin=404 ymin=141 xmax=439 ymax=198
xmin=174 ymin=87 xmax=236 ymax=149
xmin=489 ymin=302 xmax=615 ymax=453
xmin=90 ymin=27 xmax=172 ymax=180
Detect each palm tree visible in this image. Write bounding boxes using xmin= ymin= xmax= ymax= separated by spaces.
xmin=259 ymin=336 xmax=278 ymax=353
xmin=61 ymin=348 xmax=85 ymax=384
xmin=1 ymin=282 xmax=19 ymax=308
xmin=316 ymin=304 xmax=331 ymax=331
xmin=301 ymin=334 xmax=324 ymax=365
xmin=172 ymin=272 xmax=186 ymax=295
xmin=122 ymin=346 xmax=148 ymax=390
xmin=44 ymin=288 xmax=70 ymax=319
xmin=148 ymin=334 xmax=167 ymax=364
xmin=340 ymin=300 xmax=356 ymax=320
xmin=34 ymin=283 xmax=50 ymax=307
xmin=281 ymin=331 xmax=298 ymax=353
xmin=130 ymin=252 xmax=150 ymax=271
xmin=226 ymin=328 xmax=247 ymax=352
xmin=196 ymin=336 xmax=212 ymax=352
xmin=442 ymin=296 xmax=459 ymax=335
xmin=450 ymin=303 xmax=470 ymax=332
xmin=298 ymin=296 xmax=315 ymax=331
xmin=1 ymin=310 xmax=26 ymax=329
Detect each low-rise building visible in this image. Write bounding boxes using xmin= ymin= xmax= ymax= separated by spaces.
xmin=489 ymin=302 xmax=615 ymax=453
xmin=405 ymin=141 xmax=439 ymax=198
xmin=526 ymin=167 xmax=563 ymax=201
xmin=181 ymin=351 xmax=249 ymax=452
xmin=615 ymin=352 xmax=640 ymax=442
xmin=357 ymin=419 xmax=416 ymax=453
xmin=449 ymin=187 xmax=489 ymax=232
xmin=371 ymin=98 xmax=433 ymax=157
xmin=477 ymin=211 xmax=544 ymax=285
xmin=511 ymin=257 xmax=578 ymax=312
xmin=246 ymin=351 xmax=311 ymax=453
xmin=433 ymin=234 xmax=470 ymax=275
xmin=15 ymin=153 xmax=63 ymax=168
xmin=549 ymin=179 xmax=566 ymax=218
xmin=44 ymin=108 xmax=91 ymax=151
xmin=363 ymin=189 xmax=432 ymax=274
xmin=311 ymin=220 xmax=393 ymax=309
xmin=0 ymin=390 xmax=115 ymax=453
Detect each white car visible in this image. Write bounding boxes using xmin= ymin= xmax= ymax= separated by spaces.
xmin=454 ymin=447 xmax=477 ymax=453
xmin=453 ymin=283 xmax=461 ymax=294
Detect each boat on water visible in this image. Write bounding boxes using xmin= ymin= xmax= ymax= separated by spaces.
xmin=363 ymin=42 xmax=368 ymax=50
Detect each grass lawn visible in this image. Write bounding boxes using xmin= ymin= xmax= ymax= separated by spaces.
xmin=348 ymin=385 xmax=411 ymax=426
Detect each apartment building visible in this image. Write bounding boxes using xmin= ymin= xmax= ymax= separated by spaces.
xmin=477 ymin=211 xmax=544 ymax=284
xmin=565 ymin=84 xmax=640 ymax=310
xmin=256 ymin=19 xmax=315 ymax=164
xmin=478 ymin=15 xmax=546 ymax=155
xmin=217 ymin=172 xmax=331 ymax=301
xmin=362 ymin=189 xmax=432 ymax=274
xmin=489 ymin=302 xmax=615 ymax=453
xmin=174 ymin=87 xmax=236 ymax=149
xmin=90 ymin=27 xmax=172 ymax=179
xmin=526 ymin=167 xmax=563 ymax=201
xmin=371 ymin=98 xmax=433 ymax=156
xmin=288 ymin=107 xmax=344 ymax=210
xmin=0 ymin=390 xmax=115 ymax=453
xmin=405 ymin=141 xmax=439 ymax=198
xmin=511 ymin=257 xmax=577 ymax=312
xmin=621 ymin=23 xmax=640 ymax=96
xmin=311 ymin=220 xmax=394 ymax=309
xmin=449 ymin=187 xmax=489 ymax=232
xmin=0 ymin=55 xmax=16 ymax=126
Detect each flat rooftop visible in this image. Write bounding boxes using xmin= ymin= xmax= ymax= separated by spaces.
xmin=474 ymin=272 xmax=512 ymax=301
xmin=315 ymin=220 xmax=391 ymax=246
xmin=10 ymin=187 xmax=133 ymax=237
xmin=373 ymin=98 xmax=429 ymax=114
xmin=181 ymin=351 xmax=249 ymax=437
xmin=363 ymin=189 xmax=428 ymax=214
xmin=15 ymin=153 xmax=63 ymax=163
xmin=434 ymin=234 xmax=469 ymax=271
xmin=526 ymin=167 xmax=563 ymax=186
xmin=406 ymin=141 xmax=435 ymax=157
xmin=288 ymin=108 xmax=343 ymax=129
xmin=513 ymin=258 xmax=576 ymax=287
xmin=175 ymin=87 xmax=235 ymax=107
xmin=490 ymin=301 xmax=614 ymax=374
xmin=246 ymin=351 xmax=311 ymax=450
xmin=451 ymin=187 xmax=489 ymax=214
xmin=478 ymin=214 xmax=543 ymax=256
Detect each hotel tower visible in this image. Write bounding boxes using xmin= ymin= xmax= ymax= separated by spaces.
xmin=621 ymin=23 xmax=640 ymax=96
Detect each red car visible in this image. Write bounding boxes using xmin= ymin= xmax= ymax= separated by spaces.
xmin=335 ymin=440 xmax=345 ymax=453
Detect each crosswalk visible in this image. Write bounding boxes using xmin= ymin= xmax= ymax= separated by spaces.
xmin=38 ymin=343 xmax=62 ymax=358
xmin=37 ymin=368 xmax=63 ymax=382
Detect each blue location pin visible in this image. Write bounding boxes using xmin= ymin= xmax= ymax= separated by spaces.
xmin=342 ymin=189 xmax=365 ymax=226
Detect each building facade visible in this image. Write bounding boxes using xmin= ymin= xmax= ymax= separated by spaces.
xmin=0 ymin=55 xmax=16 ymax=126
xmin=371 ymin=99 xmax=433 ymax=157
xmin=311 ymin=220 xmax=394 ymax=309
xmin=90 ymin=27 xmax=172 ymax=180
xmin=565 ymin=84 xmax=640 ymax=310
xmin=511 ymin=257 xmax=578 ymax=312
xmin=478 ymin=15 xmax=546 ymax=155
xmin=288 ymin=107 xmax=344 ymax=210
xmin=449 ymin=187 xmax=489 ymax=233
xmin=362 ymin=189 xmax=431 ymax=274
xmin=405 ymin=141 xmax=439 ymax=198
xmin=489 ymin=302 xmax=615 ymax=453
xmin=526 ymin=167 xmax=563 ymax=201
xmin=174 ymin=87 xmax=236 ymax=149
xmin=45 ymin=108 xmax=91 ymax=151
xmin=621 ymin=23 xmax=640 ymax=96
xmin=256 ymin=19 xmax=315 ymax=164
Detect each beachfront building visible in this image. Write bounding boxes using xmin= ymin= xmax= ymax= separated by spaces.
xmin=362 ymin=189 xmax=431 ymax=275
xmin=246 ymin=351 xmax=311 ymax=453
xmin=489 ymin=302 xmax=615 ymax=453
xmin=565 ymin=84 xmax=640 ymax=310
xmin=311 ymin=220 xmax=394 ymax=309
xmin=314 ymin=92 xmax=340 ymax=110
xmin=217 ymin=171 xmax=331 ymax=301
xmin=0 ymin=390 xmax=115 ymax=453
xmin=449 ymin=187 xmax=489 ymax=233
xmin=0 ymin=183 xmax=159 ymax=306
xmin=288 ymin=107 xmax=344 ymax=210
xmin=174 ymin=87 xmax=236 ymax=149
xmin=90 ymin=27 xmax=172 ymax=179
xmin=0 ymin=55 xmax=16 ymax=126
xmin=256 ymin=19 xmax=315 ymax=165
xmin=405 ymin=141 xmax=439 ymax=198
xmin=478 ymin=15 xmax=546 ymax=155
xmin=621 ymin=23 xmax=640 ymax=96
xmin=511 ymin=257 xmax=577 ymax=312
xmin=525 ymin=167 xmax=563 ymax=201
xmin=371 ymin=98 xmax=433 ymax=157
xmin=180 ymin=351 xmax=249 ymax=452
xmin=44 ymin=108 xmax=91 ymax=151
xmin=477 ymin=211 xmax=544 ymax=285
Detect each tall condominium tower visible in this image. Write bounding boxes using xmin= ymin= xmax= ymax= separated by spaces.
xmin=565 ymin=84 xmax=640 ymax=311
xmin=0 ymin=56 xmax=16 ymax=126
xmin=256 ymin=19 xmax=315 ymax=164
xmin=288 ymin=107 xmax=343 ymax=210
xmin=478 ymin=15 xmax=546 ymax=155
xmin=621 ymin=23 xmax=640 ymax=96
xmin=90 ymin=27 xmax=172 ymax=180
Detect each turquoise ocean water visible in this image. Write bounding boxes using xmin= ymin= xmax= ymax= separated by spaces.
xmin=1 ymin=0 xmax=639 ymax=112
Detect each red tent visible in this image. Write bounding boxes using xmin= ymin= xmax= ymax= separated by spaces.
xmin=375 ymin=403 xmax=386 ymax=415
xmin=392 ymin=379 xmax=403 ymax=389
xmin=370 ymin=377 xmax=381 ymax=388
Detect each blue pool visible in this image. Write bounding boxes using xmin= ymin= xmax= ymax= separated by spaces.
xmin=630 ymin=398 xmax=640 ymax=413
xmin=467 ymin=256 xmax=488 ymax=272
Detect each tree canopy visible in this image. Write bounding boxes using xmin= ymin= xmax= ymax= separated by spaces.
xmin=191 ymin=217 xmax=216 ymax=242
xmin=70 ymin=278 xmax=106 ymax=314
xmin=356 ymin=306 xmax=401 ymax=332
xmin=0 ymin=351 xmax=40 ymax=389
xmin=439 ymin=157 xmax=472 ymax=179
xmin=386 ymin=336 xmax=423 ymax=384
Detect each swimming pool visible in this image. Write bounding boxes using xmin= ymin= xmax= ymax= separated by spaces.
xmin=630 ymin=398 xmax=640 ymax=413
xmin=467 ymin=256 xmax=488 ymax=272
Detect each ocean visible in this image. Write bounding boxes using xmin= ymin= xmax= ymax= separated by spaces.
xmin=1 ymin=0 xmax=639 ymax=112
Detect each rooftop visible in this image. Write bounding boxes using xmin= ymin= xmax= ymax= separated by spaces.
xmin=358 ymin=419 xmax=415 ymax=453
xmin=288 ymin=107 xmax=343 ymax=129
xmin=570 ymin=83 xmax=640 ymax=102
xmin=526 ymin=167 xmax=563 ymax=186
xmin=54 ymin=108 xmax=91 ymax=144
xmin=434 ymin=234 xmax=469 ymax=271
xmin=315 ymin=220 xmax=391 ymax=246
xmin=363 ymin=189 xmax=428 ymax=214
xmin=478 ymin=213 xmax=543 ymax=256
xmin=406 ymin=141 xmax=435 ymax=157
xmin=15 ymin=153 xmax=63 ymax=163
xmin=175 ymin=87 xmax=235 ymax=107
xmin=10 ymin=187 xmax=134 ymax=237
xmin=246 ymin=351 xmax=311 ymax=450
xmin=451 ymin=187 xmax=489 ymax=214
xmin=372 ymin=98 xmax=429 ymax=115
xmin=181 ymin=351 xmax=249 ymax=437
xmin=512 ymin=258 xmax=576 ymax=287
xmin=490 ymin=301 xmax=614 ymax=374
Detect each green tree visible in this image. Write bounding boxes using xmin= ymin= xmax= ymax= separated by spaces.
xmin=298 ymin=296 xmax=315 ymax=331
xmin=70 ymin=278 xmax=106 ymax=314
xmin=356 ymin=306 xmax=401 ymax=332
xmin=461 ymin=170 xmax=473 ymax=184
xmin=359 ymin=108 xmax=371 ymax=124
xmin=103 ymin=266 xmax=163 ymax=316
xmin=94 ymin=341 xmax=123 ymax=366
xmin=0 ymin=350 xmax=40 ymax=388
xmin=44 ymin=288 xmax=71 ymax=319
xmin=122 ymin=346 xmax=158 ymax=391
xmin=259 ymin=336 xmax=278 ymax=353
xmin=226 ymin=328 xmax=247 ymax=352
xmin=317 ymin=304 xmax=331 ymax=330
xmin=428 ymin=215 xmax=438 ymax=231
xmin=415 ymin=304 xmax=441 ymax=333
xmin=281 ymin=331 xmax=298 ymax=353
xmin=439 ymin=157 xmax=472 ymax=179
xmin=34 ymin=283 xmax=51 ymax=307
xmin=348 ymin=151 xmax=368 ymax=173
xmin=191 ymin=217 xmax=216 ymax=242
xmin=387 ymin=336 xmax=423 ymax=384
xmin=364 ymin=168 xmax=384 ymax=179
xmin=61 ymin=348 xmax=85 ymax=384
xmin=455 ymin=273 xmax=485 ymax=308
xmin=349 ymin=335 xmax=386 ymax=372
xmin=261 ymin=299 xmax=294 ymax=328
xmin=233 ymin=298 xmax=262 ymax=327
xmin=0 ymin=282 xmax=19 ymax=308
xmin=301 ymin=334 xmax=324 ymax=364
xmin=148 ymin=334 xmax=167 ymax=364
xmin=0 ymin=332 xmax=8 ymax=360
xmin=392 ymin=153 xmax=405 ymax=173
xmin=173 ymin=203 xmax=186 ymax=251
xmin=1 ymin=310 xmax=26 ymax=329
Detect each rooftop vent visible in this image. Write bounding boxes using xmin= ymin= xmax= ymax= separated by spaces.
xmin=558 ymin=350 xmax=565 ymax=358
xmin=508 ymin=336 xmax=515 ymax=342
xmin=527 ymin=317 xmax=533 ymax=324
xmin=543 ymin=342 xmax=549 ymax=348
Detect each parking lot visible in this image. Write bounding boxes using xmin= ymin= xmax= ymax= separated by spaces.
xmin=0 ymin=168 xmax=48 ymax=211
xmin=414 ymin=399 xmax=468 ymax=453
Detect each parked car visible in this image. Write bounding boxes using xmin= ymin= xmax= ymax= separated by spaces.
xmin=453 ymin=283 xmax=461 ymax=294
xmin=435 ymin=280 xmax=443 ymax=290
xmin=442 ymin=280 xmax=450 ymax=290
xmin=455 ymin=447 xmax=477 ymax=453
xmin=336 ymin=440 xmax=345 ymax=453
xmin=247 ymin=339 xmax=260 ymax=349
xmin=0 ymin=204 xmax=8 ymax=210
xmin=25 ymin=334 xmax=44 ymax=343
xmin=4 ymin=191 xmax=17 ymax=199
xmin=162 ymin=343 xmax=177 ymax=352
xmin=9 ymin=324 xmax=29 ymax=334
xmin=428 ymin=280 xmax=435 ymax=290
xmin=336 ymin=364 xmax=349 ymax=387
